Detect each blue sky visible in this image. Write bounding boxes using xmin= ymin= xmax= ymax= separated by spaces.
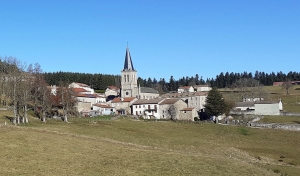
xmin=1 ymin=0 xmax=299 ymax=81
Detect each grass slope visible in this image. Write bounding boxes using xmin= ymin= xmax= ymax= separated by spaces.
xmin=1 ymin=113 xmax=300 ymax=175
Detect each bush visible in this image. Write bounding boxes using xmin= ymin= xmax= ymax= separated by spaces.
xmin=238 ymin=128 xmax=250 ymax=135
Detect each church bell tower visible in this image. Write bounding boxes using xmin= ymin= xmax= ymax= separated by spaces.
xmin=121 ymin=46 xmax=138 ymax=98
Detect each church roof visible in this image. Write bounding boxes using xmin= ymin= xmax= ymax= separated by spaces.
xmin=123 ymin=47 xmax=135 ymax=71
xmin=140 ymin=87 xmax=159 ymax=94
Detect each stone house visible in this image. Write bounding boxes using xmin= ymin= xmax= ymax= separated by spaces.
xmin=161 ymin=91 xmax=207 ymax=111
xmin=132 ymin=98 xmax=165 ymax=119
xmin=179 ymin=108 xmax=198 ymax=121
xmin=158 ymin=98 xmax=187 ymax=120
xmin=111 ymin=97 xmax=138 ymax=115
xmin=76 ymin=93 xmax=105 ymax=107
xmin=76 ymin=102 xmax=91 ymax=114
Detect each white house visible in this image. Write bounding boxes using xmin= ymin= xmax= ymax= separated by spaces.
xmin=132 ymin=98 xmax=165 ymax=119
xmin=92 ymin=104 xmax=115 ymax=115
xmin=178 ymin=86 xmax=194 ymax=93
xmin=186 ymin=92 xmax=207 ymax=111
xmin=105 ymin=86 xmax=120 ymax=97
xmin=194 ymin=85 xmax=212 ymax=92
xmin=69 ymin=82 xmax=95 ymax=94
xmin=254 ymin=101 xmax=281 ymax=115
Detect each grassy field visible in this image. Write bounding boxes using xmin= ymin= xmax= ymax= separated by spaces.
xmin=1 ymin=112 xmax=300 ymax=176
xmin=221 ymin=85 xmax=300 ymax=112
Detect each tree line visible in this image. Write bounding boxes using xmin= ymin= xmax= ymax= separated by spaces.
xmin=0 ymin=57 xmax=77 ymax=124
xmin=43 ymin=71 xmax=300 ymax=93
xmin=43 ymin=72 xmax=121 ymax=90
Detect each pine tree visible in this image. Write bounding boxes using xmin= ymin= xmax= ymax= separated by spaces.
xmin=204 ymin=87 xmax=227 ymax=122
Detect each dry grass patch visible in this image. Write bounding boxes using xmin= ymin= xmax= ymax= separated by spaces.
xmin=1 ymin=113 xmax=300 ymax=175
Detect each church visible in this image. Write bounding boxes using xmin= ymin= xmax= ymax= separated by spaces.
xmin=121 ymin=46 xmax=159 ymax=99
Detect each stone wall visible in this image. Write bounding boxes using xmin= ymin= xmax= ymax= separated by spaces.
xmin=249 ymin=122 xmax=300 ymax=131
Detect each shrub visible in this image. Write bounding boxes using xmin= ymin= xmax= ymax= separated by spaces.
xmin=238 ymin=128 xmax=250 ymax=135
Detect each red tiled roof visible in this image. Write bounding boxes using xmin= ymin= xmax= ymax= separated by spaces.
xmin=73 ymin=88 xmax=89 ymax=93
xmin=74 ymin=82 xmax=89 ymax=87
xmin=178 ymin=86 xmax=192 ymax=89
xmin=111 ymin=97 xmax=136 ymax=103
xmin=180 ymin=108 xmax=194 ymax=111
xmin=76 ymin=94 xmax=97 ymax=98
xmin=273 ymin=82 xmax=284 ymax=86
xmin=93 ymin=104 xmax=113 ymax=108
xmin=107 ymin=86 xmax=120 ymax=91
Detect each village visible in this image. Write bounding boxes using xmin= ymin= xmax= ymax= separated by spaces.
xmin=48 ymin=47 xmax=284 ymax=121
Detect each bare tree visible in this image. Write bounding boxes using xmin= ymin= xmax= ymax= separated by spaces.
xmin=168 ymin=104 xmax=178 ymax=121
xmin=233 ymin=78 xmax=265 ymax=101
xmin=39 ymin=81 xmax=52 ymax=122
xmin=4 ymin=57 xmax=26 ymax=125
xmin=281 ymin=80 xmax=293 ymax=95
xmin=57 ymin=81 xmax=77 ymax=122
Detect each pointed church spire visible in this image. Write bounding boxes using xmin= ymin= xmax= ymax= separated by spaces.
xmin=123 ymin=46 xmax=135 ymax=71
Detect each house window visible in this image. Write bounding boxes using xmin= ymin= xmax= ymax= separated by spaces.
xmin=148 ymin=105 xmax=150 ymax=109
xmin=127 ymin=75 xmax=129 ymax=82
xmin=139 ymin=105 xmax=141 ymax=108
xmin=139 ymin=111 xmax=141 ymax=115
xmin=184 ymin=111 xmax=186 ymax=113
xmin=154 ymin=105 xmax=157 ymax=109
xmin=136 ymin=105 xmax=137 ymax=108
xmin=136 ymin=111 xmax=138 ymax=115
xmin=124 ymin=75 xmax=126 ymax=82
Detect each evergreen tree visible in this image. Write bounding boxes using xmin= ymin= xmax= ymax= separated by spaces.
xmin=204 ymin=87 xmax=227 ymax=120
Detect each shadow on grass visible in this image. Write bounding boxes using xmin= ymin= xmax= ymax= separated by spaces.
xmin=5 ymin=115 xmax=13 ymax=122
xmin=292 ymin=121 xmax=300 ymax=124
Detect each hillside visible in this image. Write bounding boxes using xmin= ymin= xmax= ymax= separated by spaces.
xmin=0 ymin=113 xmax=300 ymax=175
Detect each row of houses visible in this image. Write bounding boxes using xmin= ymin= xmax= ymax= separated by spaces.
xmin=48 ymin=82 xmax=205 ymax=120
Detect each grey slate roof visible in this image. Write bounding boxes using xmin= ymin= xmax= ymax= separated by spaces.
xmin=159 ymin=98 xmax=180 ymax=105
xmin=123 ymin=47 xmax=135 ymax=71
xmin=140 ymin=87 xmax=159 ymax=94
xmin=132 ymin=98 xmax=165 ymax=105
xmin=160 ymin=91 xmax=207 ymax=98
xmin=235 ymin=102 xmax=255 ymax=107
